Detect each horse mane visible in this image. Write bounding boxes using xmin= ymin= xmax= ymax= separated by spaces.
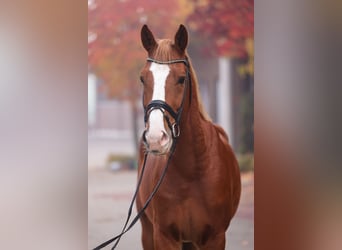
xmin=154 ymin=39 xmax=211 ymax=122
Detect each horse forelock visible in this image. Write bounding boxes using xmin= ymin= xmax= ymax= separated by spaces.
xmin=153 ymin=39 xmax=176 ymax=61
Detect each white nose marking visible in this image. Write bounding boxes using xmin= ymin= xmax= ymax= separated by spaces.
xmin=147 ymin=62 xmax=170 ymax=139
xmin=150 ymin=62 xmax=170 ymax=101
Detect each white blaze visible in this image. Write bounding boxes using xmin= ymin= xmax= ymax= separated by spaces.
xmin=148 ymin=62 xmax=170 ymax=138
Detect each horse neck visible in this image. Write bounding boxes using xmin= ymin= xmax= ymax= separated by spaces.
xmin=172 ymin=80 xmax=208 ymax=172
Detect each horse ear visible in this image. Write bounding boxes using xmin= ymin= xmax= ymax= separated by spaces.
xmin=174 ymin=24 xmax=188 ymax=53
xmin=141 ymin=25 xmax=157 ymax=52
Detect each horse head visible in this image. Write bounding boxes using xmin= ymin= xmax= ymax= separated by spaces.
xmin=140 ymin=24 xmax=190 ymax=155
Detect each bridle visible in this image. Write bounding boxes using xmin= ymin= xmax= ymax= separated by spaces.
xmin=143 ymin=57 xmax=192 ymax=141
xmin=93 ymin=57 xmax=192 ymax=250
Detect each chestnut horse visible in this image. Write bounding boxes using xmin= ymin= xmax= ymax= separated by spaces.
xmin=137 ymin=25 xmax=241 ymax=250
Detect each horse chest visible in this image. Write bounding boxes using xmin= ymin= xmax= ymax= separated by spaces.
xmin=151 ymin=193 xmax=219 ymax=244
xmin=149 ymin=182 xmax=220 ymax=235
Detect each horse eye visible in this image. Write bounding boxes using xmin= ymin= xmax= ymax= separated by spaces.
xmin=140 ymin=76 xmax=145 ymax=84
xmin=177 ymin=76 xmax=185 ymax=84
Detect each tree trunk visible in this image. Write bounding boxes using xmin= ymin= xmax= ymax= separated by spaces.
xmin=130 ymin=99 xmax=140 ymax=166
xmin=217 ymin=57 xmax=234 ymax=149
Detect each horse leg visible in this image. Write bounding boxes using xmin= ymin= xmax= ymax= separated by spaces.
xmin=139 ymin=212 xmax=154 ymax=250
xmin=199 ymin=232 xmax=226 ymax=250
xmin=153 ymin=229 xmax=180 ymax=250
xmin=137 ymin=195 xmax=154 ymax=250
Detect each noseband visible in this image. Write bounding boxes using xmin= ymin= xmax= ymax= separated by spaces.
xmin=143 ymin=57 xmax=192 ymax=140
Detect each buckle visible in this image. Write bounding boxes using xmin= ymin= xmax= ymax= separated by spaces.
xmin=171 ymin=123 xmax=180 ymax=138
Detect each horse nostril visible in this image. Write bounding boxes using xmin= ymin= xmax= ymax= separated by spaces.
xmin=142 ymin=130 xmax=148 ymax=145
xmin=160 ymin=131 xmax=169 ymax=146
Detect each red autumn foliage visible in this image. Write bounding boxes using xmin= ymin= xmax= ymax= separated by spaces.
xmin=187 ymin=0 xmax=254 ymax=58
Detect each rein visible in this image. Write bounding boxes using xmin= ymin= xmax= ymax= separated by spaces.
xmin=93 ymin=57 xmax=191 ymax=250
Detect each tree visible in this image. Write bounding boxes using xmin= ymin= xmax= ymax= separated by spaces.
xmin=187 ymin=0 xmax=254 ymax=59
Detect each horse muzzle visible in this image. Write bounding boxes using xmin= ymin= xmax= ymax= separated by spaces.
xmin=143 ymin=129 xmax=172 ymax=155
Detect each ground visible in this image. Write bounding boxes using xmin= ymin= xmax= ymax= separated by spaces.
xmin=88 ymin=169 xmax=254 ymax=250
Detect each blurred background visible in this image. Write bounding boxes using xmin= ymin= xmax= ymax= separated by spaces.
xmin=88 ymin=0 xmax=254 ymax=249
xmin=1 ymin=0 xmax=341 ymax=249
